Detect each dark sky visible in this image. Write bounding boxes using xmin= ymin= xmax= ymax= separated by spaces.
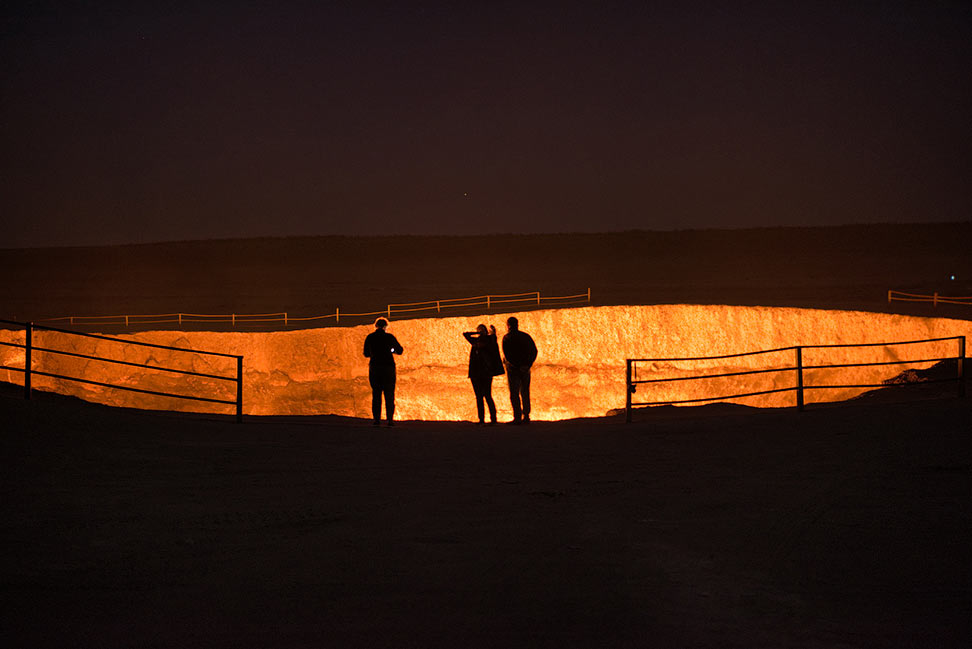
xmin=2 ymin=1 xmax=971 ymax=248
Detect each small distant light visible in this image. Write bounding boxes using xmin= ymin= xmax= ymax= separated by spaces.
xmin=950 ymin=275 xmax=955 ymax=281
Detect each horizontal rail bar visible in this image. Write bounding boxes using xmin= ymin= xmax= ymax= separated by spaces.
xmin=631 ymin=346 xmax=797 ymax=363
xmin=632 ymin=386 xmax=798 ymax=407
xmin=492 ymin=296 xmax=543 ymax=304
xmin=0 ymin=340 xmax=26 ymax=350
xmin=45 ymin=312 xmax=288 ymax=322
xmin=632 ymin=375 xmax=959 ymax=409
xmin=22 ymin=290 xmax=590 ymax=330
xmin=27 ymin=370 xmax=237 ymax=405
xmin=388 ymin=297 xmax=485 ymax=308
xmin=16 ymin=322 xmax=239 ymax=358
xmin=631 ymin=337 xmax=964 ymax=365
xmin=802 ymin=336 xmax=962 ymax=350
xmin=889 ymin=297 xmax=934 ymax=303
xmin=803 ymin=356 xmax=956 ymax=371
xmin=392 ymin=305 xmax=454 ymax=314
xmin=890 ymin=291 xmax=971 ymax=300
xmin=805 ymin=377 xmax=958 ymax=390
xmin=388 ymin=292 xmax=538 ymax=308
xmin=333 ymin=311 xmax=387 ymax=318
xmin=168 ymin=318 xmax=288 ymax=324
xmin=483 ymin=291 xmax=540 ymax=299
xmin=389 ymin=297 xmax=543 ymax=314
xmin=30 ymin=346 xmax=236 ymax=382
xmin=284 ymin=314 xmax=338 ymax=322
xmin=181 ymin=312 xmax=286 ymax=319
xmin=0 ymin=364 xmax=26 ymax=373
xmin=632 ymin=365 xmax=797 ymax=384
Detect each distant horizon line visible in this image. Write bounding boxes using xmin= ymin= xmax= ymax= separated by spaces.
xmin=3 ymin=220 xmax=970 ymax=252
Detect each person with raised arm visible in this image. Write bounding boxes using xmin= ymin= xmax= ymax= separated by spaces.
xmin=462 ymin=323 xmax=503 ymax=425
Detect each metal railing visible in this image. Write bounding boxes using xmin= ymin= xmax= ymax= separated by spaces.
xmin=625 ymin=336 xmax=966 ymax=422
xmin=0 ymin=319 xmax=244 ymax=422
xmin=29 ymin=289 xmax=592 ymax=329
xmin=888 ymin=290 xmax=972 ymax=307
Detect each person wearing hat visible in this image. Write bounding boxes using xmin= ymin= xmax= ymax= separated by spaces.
xmin=363 ymin=318 xmax=403 ymax=426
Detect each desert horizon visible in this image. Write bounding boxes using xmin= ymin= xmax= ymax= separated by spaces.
xmin=2 ymin=223 xmax=970 ymax=326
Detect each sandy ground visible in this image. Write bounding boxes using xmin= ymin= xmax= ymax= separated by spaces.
xmin=2 ymin=225 xmax=970 ymax=647
xmin=2 ymin=384 xmax=969 ymax=648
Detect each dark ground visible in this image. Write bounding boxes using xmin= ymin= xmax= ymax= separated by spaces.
xmin=1 ymin=224 xmax=971 ymax=647
xmin=1 ymin=385 xmax=970 ymax=648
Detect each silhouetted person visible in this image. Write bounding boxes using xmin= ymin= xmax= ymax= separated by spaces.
xmin=502 ymin=316 xmax=537 ymax=424
xmin=463 ymin=324 xmax=503 ymax=425
xmin=363 ymin=318 xmax=403 ymax=426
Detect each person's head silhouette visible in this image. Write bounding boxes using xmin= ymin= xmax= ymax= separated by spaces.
xmin=477 ymin=324 xmax=488 ymax=335
xmin=374 ymin=318 xmax=388 ymax=330
xmin=507 ymin=316 xmax=519 ymax=332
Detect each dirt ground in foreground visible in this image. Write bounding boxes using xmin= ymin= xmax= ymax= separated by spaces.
xmin=2 ymin=388 xmax=970 ymax=648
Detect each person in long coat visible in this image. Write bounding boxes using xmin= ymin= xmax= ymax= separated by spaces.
xmin=462 ymin=324 xmax=502 ymax=425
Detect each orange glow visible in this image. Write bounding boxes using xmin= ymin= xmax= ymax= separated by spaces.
xmin=1 ymin=305 xmax=969 ymax=421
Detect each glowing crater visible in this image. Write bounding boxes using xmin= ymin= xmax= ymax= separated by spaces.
xmin=1 ymin=305 xmax=969 ymax=421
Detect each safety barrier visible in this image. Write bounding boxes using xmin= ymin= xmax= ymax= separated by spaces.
xmin=0 ymin=319 xmax=244 ymax=422
xmin=32 ymin=289 xmax=592 ymax=329
xmin=625 ymin=336 xmax=966 ymax=422
xmin=888 ymin=290 xmax=972 ymax=307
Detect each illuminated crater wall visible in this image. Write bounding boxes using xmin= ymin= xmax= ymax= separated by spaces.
xmin=1 ymin=305 xmax=969 ymax=421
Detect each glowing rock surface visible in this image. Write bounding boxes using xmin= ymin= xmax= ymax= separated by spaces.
xmin=1 ymin=305 xmax=969 ymax=421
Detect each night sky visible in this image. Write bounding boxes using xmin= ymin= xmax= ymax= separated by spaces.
xmin=2 ymin=1 xmax=970 ymax=248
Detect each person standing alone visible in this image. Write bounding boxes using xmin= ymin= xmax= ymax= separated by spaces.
xmin=502 ymin=316 xmax=537 ymax=424
xmin=364 ymin=318 xmax=403 ymax=427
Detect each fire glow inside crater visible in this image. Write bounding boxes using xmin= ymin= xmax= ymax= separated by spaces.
xmin=1 ymin=305 xmax=968 ymax=421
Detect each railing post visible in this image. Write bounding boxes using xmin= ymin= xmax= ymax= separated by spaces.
xmin=537 ymin=292 xmax=541 ymax=306
xmin=887 ymin=290 xmax=891 ymax=305
xmin=336 ymin=308 xmax=340 ymax=323
xmin=284 ymin=312 xmax=288 ymax=326
xmin=125 ymin=315 xmax=129 ymax=328
xmin=24 ymin=322 xmax=32 ymax=400
xmin=387 ymin=306 xmax=391 ymax=319
xmin=487 ymin=295 xmax=491 ymax=310
xmin=958 ymin=336 xmax=966 ymax=399
xmin=625 ymin=359 xmax=632 ymax=423
xmin=232 ymin=314 xmax=236 ymax=328
xmin=436 ymin=300 xmax=440 ymax=313
xmin=933 ymin=292 xmax=938 ymax=307
xmin=236 ymin=355 xmax=243 ymax=423
xmin=179 ymin=313 xmax=183 ymax=326
xmin=587 ymin=287 xmax=591 ymax=303
xmin=796 ymin=346 xmax=805 ymax=412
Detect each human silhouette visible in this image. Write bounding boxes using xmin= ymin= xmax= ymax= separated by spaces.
xmin=462 ymin=323 xmax=503 ymax=425
xmin=363 ymin=318 xmax=403 ymax=426
xmin=501 ymin=316 xmax=537 ymax=424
